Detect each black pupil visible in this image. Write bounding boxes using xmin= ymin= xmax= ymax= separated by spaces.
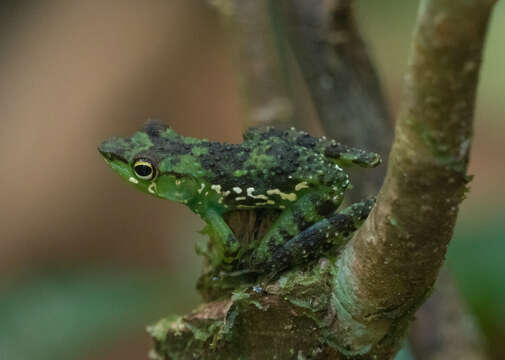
xmin=135 ymin=164 xmax=152 ymax=177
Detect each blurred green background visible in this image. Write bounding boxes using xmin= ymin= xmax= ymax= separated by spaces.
xmin=0 ymin=1 xmax=503 ymax=359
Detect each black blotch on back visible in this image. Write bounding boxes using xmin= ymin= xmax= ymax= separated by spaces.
xmin=144 ymin=119 xmax=167 ymax=137
xmin=296 ymin=133 xmax=317 ymax=148
xmin=136 ymin=120 xmax=193 ymax=164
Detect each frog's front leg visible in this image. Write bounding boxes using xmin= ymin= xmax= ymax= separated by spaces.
xmin=251 ymin=199 xmax=375 ymax=274
xmin=200 ymin=209 xmax=240 ymax=267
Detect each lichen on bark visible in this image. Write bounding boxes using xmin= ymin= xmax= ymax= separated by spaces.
xmin=150 ymin=260 xmax=347 ymax=360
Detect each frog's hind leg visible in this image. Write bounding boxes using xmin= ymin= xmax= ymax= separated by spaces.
xmin=321 ymin=141 xmax=381 ymax=168
xmin=252 ymin=198 xmax=375 ymax=274
xmin=249 ymin=190 xmax=340 ymax=270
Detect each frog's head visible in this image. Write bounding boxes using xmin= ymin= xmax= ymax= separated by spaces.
xmin=98 ymin=120 xmax=199 ymax=203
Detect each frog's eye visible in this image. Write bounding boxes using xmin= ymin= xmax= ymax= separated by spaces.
xmin=133 ymin=159 xmax=157 ymax=180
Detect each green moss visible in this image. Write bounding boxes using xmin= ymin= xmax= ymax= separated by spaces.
xmin=149 ymin=315 xmax=229 ymax=359
xmin=407 ymin=117 xmax=468 ymax=173
xmin=147 ymin=316 xmax=185 ymax=342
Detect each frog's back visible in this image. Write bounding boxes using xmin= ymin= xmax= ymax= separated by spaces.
xmin=142 ymin=122 xmax=348 ymax=209
xmin=194 ymin=128 xmax=347 ymax=209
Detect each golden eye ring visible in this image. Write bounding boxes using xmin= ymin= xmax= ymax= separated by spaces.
xmin=133 ymin=158 xmax=157 ymax=180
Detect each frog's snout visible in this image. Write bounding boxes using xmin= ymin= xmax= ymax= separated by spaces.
xmin=98 ymin=145 xmax=112 ymax=160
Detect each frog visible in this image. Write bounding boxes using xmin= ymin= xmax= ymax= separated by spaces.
xmin=98 ymin=120 xmax=380 ymax=275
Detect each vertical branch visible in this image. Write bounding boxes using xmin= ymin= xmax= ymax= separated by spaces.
xmin=210 ymin=0 xmax=294 ymax=128
xmin=332 ymin=0 xmax=497 ymax=356
xmin=282 ymin=0 xmax=393 ymax=199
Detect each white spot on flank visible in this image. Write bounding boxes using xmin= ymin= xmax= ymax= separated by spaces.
xmin=148 ymin=182 xmax=157 ymax=194
xmin=223 ymin=191 xmax=231 ymax=197
xmin=198 ymin=183 xmax=205 ymax=194
xmin=128 ymin=177 xmax=139 ymax=184
xmin=211 ymin=184 xmax=222 ymax=193
xmin=266 ymin=189 xmax=297 ymax=201
xmin=255 ymin=200 xmax=275 ymax=206
xmin=233 ymin=187 xmax=242 ymax=194
xmin=235 ymin=196 xmax=246 ymax=201
xmin=246 ymin=187 xmax=268 ymax=200
xmin=295 ymin=181 xmax=309 ymax=191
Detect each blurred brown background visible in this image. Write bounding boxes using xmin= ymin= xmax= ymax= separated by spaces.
xmin=0 ymin=1 xmax=504 ymax=359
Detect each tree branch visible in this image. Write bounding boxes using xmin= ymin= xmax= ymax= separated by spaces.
xmin=209 ymin=0 xmax=294 ymax=128
xmin=332 ymin=0 xmax=497 ymax=356
xmin=281 ymin=0 xmax=393 ymax=200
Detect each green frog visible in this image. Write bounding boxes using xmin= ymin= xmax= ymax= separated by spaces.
xmin=99 ymin=120 xmax=380 ymax=275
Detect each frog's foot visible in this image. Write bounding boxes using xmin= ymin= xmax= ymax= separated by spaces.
xmin=251 ymin=198 xmax=375 ymax=274
xmin=321 ymin=141 xmax=381 ymax=168
xmin=250 ymin=190 xmax=344 ymax=270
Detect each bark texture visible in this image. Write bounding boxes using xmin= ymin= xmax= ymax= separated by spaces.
xmin=210 ymin=0 xmax=295 ymax=128
xmin=332 ymin=0 xmax=497 ymax=356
